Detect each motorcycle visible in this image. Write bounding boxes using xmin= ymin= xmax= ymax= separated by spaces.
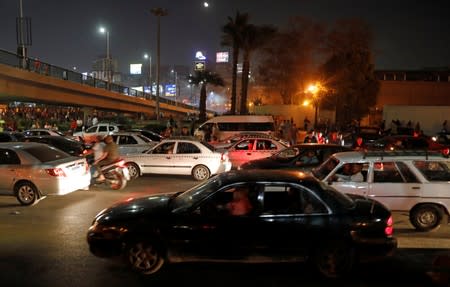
xmin=91 ymin=159 xmax=130 ymax=190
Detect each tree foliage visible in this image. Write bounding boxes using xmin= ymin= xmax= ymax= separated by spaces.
xmin=188 ymin=70 xmax=225 ymax=123
xmin=257 ymin=17 xmax=325 ymax=104
xmin=320 ymin=19 xmax=380 ymax=128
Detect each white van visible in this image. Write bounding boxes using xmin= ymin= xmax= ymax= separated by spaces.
xmin=194 ymin=115 xmax=275 ymax=141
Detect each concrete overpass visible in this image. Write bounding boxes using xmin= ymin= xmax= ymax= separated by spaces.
xmin=0 ymin=50 xmax=201 ymax=119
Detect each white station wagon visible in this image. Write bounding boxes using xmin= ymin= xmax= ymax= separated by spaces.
xmin=312 ymin=150 xmax=450 ymax=231
xmin=123 ymin=137 xmax=232 ymax=181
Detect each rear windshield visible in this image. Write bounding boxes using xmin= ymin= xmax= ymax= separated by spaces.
xmin=24 ymin=146 xmax=70 ymax=162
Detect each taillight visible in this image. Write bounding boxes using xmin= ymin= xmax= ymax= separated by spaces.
xmin=385 ymin=215 xmax=394 ymax=236
xmin=45 ymin=168 xmax=66 ymax=177
xmin=442 ymin=148 xmax=450 ymax=157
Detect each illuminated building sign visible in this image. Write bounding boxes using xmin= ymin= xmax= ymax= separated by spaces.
xmin=195 ymin=51 xmax=206 ymax=60
xmin=165 ymin=84 xmax=176 ymax=96
xmin=216 ymin=52 xmax=229 ymax=63
xmin=194 ymin=61 xmax=206 ymax=71
xmin=130 ymin=64 xmax=142 ymax=75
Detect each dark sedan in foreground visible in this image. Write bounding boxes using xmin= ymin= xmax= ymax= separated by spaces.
xmin=87 ymin=170 xmax=397 ymax=278
xmin=239 ymin=144 xmax=351 ymax=171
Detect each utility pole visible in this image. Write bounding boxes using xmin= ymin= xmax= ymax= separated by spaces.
xmin=151 ymin=7 xmax=168 ymax=121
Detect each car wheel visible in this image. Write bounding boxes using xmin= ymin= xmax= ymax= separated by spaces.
xmin=192 ymin=165 xmax=210 ymax=181
xmin=126 ymin=163 xmax=140 ymax=180
xmin=126 ymin=240 xmax=165 ymax=275
xmin=313 ymin=242 xmax=354 ymax=278
xmin=410 ymin=204 xmax=444 ymax=232
xmin=15 ymin=182 xmax=38 ymax=206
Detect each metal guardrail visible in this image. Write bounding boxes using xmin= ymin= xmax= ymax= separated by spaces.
xmin=0 ymin=48 xmax=196 ymax=111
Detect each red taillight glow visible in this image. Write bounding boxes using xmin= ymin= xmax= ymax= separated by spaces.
xmin=442 ymin=148 xmax=450 ymax=156
xmin=385 ymin=215 xmax=394 ymax=236
xmin=45 ymin=168 xmax=66 ymax=177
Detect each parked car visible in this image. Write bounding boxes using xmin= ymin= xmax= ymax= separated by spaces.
xmin=312 ymin=150 xmax=450 ymax=231
xmin=240 ymin=143 xmax=352 ymax=171
xmin=110 ymin=132 xmax=158 ymax=155
xmin=0 ymin=131 xmax=25 ymax=142
xmin=0 ymin=142 xmax=91 ymax=205
xmin=369 ymin=135 xmax=448 ymax=152
xmin=22 ymin=128 xmax=78 ymax=141
xmin=87 ymin=169 xmax=397 ymax=278
xmin=73 ymin=123 xmax=126 ymax=143
xmin=211 ymin=132 xmax=289 ymax=149
xmin=129 ymin=128 xmax=164 ymax=142
xmin=123 ymin=136 xmax=232 ymax=181
xmin=22 ymin=135 xmax=90 ymax=157
xmin=222 ymin=136 xmax=288 ymax=169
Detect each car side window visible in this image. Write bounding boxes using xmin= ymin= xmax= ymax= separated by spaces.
xmin=396 ymin=161 xmax=420 ymax=183
xmin=119 ymin=136 xmax=137 ymax=145
xmin=413 ymin=160 xmax=450 ymax=181
xmin=153 ymin=142 xmax=176 ymax=154
xmin=98 ymin=126 xmax=107 ymax=132
xmin=373 ymin=162 xmax=404 ymax=183
xmin=261 ymin=185 xmax=327 ymax=215
xmin=0 ymin=149 xmax=21 ymax=165
xmin=177 ymin=142 xmax=201 ymax=154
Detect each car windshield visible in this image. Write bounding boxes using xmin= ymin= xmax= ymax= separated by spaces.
xmin=274 ymin=147 xmax=299 ymax=160
xmin=171 ymin=175 xmax=222 ymax=212
xmin=312 ymin=156 xmax=340 ymax=180
xmin=318 ymin=181 xmax=355 ymax=209
xmin=24 ymin=145 xmax=70 ymax=162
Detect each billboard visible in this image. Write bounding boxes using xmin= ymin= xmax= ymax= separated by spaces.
xmin=130 ymin=63 xmax=142 ymax=75
xmin=165 ymin=84 xmax=176 ymax=97
xmin=216 ymin=51 xmax=229 ymax=63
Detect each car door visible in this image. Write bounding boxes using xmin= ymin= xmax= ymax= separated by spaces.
xmin=326 ymin=162 xmax=370 ymax=197
xmin=168 ymin=183 xmax=262 ymax=259
xmin=115 ymin=135 xmax=139 ymax=155
xmin=139 ymin=141 xmax=176 ymax=174
xmin=170 ymin=141 xmax=202 ymax=175
xmin=369 ymin=161 xmax=423 ymax=211
xmin=0 ymin=148 xmax=21 ymax=195
xmin=228 ymin=139 xmax=256 ymax=168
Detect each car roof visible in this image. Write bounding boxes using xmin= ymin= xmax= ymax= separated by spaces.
xmin=332 ymin=150 xmax=448 ymax=161
xmin=292 ymin=143 xmax=351 ymax=149
xmin=0 ymin=141 xmax=51 ymax=149
xmin=216 ymin=169 xmax=316 ymax=184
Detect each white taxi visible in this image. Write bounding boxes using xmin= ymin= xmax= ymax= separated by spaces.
xmin=312 ymin=150 xmax=450 ymax=231
xmin=123 ymin=137 xmax=232 ymax=181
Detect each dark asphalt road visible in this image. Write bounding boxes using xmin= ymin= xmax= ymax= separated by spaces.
xmin=0 ymin=175 xmax=449 ymax=287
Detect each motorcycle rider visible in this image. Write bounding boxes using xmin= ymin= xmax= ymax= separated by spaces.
xmin=94 ymin=134 xmax=120 ymax=182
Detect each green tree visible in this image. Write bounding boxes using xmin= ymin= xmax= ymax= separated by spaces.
xmin=240 ymin=24 xmax=276 ymax=114
xmin=221 ymin=11 xmax=249 ymax=115
xmin=188 ymin=70 xmax=225 ymax=123
xmin=320 ymin=19 xmax=380 ymax=128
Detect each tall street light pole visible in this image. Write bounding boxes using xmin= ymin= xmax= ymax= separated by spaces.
xmin=99 ymin=27 xmax=111 ymax=83
xmin=151 ymin=7 xmax=168 ymax=122
xmin=144 ymin=53 xmax=152 ymax=96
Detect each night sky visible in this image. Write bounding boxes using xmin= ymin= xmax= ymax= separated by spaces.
xmin=0 ymin=0 xmax=449 ymax=74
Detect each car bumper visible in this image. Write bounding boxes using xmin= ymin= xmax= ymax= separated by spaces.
xmin=38 ymin=172 xmax=91 ymax=196
xmin=353 ymin=235 xmax=398 ymax=261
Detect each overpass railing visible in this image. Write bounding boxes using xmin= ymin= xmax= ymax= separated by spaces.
xmin=0 ymin=49 xmax=196 ymax=111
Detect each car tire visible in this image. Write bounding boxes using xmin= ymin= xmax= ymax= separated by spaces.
xmin=126 ymin=163 xmax=140 ymax=180
xmin=126 ymin=240 xmax=165 ymax=275
xmin=313 ymin=241 xmax=354 ymax=278
xmin=410 ymin=204 xmax=444 ymax=232
xmin=192 ymin=165 xmax=210 ymax=181
xmin=15 ymin=181 xmax=39 ymax=206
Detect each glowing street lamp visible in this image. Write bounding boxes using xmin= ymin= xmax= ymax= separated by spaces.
xmin=306 ymin=83 xmax=321 ymax=129
xmin=99 ymin=26 xmax=111 ymax=83
xmin=144 ymin=53 xmax=152 ymax=94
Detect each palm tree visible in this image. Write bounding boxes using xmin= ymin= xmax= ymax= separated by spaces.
xmin=240 ymin=24 xmax=276 ymax=115
xmin=188 ymin=70 xmax=225 ymax=123
xmin=221 ymin=11 xmax=249 ymax=115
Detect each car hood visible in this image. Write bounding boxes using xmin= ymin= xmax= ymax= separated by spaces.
xmin=95 ymin=193 xmax=173 ymax=223
xmin=241 ymin=157 xmax=281 ymax=169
